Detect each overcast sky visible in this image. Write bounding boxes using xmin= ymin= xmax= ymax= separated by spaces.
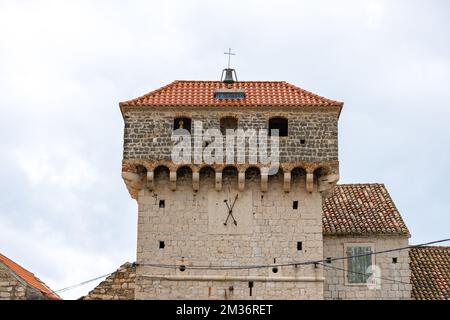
xmin=0 ymin=0 xmax=449 ymax=300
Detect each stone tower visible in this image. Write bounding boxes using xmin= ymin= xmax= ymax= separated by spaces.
xmin=119 ymin=68 xmax=343 ymax=299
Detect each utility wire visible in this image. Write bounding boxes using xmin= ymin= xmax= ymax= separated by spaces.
xmin=316 ymin=262 xmax=411 ymax=285
xmin=136 ymin=238 xmax=450 ymax=270
xmin=54 ymin=239 xmax=449 ymax=293
xmin=55 ymin=272 xmax=113 ymax=293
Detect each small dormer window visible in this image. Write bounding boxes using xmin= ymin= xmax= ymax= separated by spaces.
xmin=214 ymin=88 xmax=245 ymax=100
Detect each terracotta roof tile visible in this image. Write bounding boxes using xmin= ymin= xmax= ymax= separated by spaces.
xmin=119 ymin=80 xmax=343 ymax=108
xmin=410 ymin=246 xmax=450 ymax=300
xmin=323 ymin=184 xmax=410 ymax=236
xmin=0 ymin=253 xmax=61 ymax=300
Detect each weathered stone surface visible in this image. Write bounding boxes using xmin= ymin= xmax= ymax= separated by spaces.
xmin=0 ymin=266 xmax=48 ymax=300
xmin=80 ymin=263 xmax=136 ymax=300
xmin=135 ymin=170 xmax=325 ymax=299
xmin=122 ymin=107 xmax=339 ymax=163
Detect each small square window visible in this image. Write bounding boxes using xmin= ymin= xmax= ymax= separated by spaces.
xmin=326 ymin=257 xmax=332 ymax=264
xmin=300 ymin=139 xmax=306 ymax=145
xmin=297 ymin=242 xmax=303 ymax=251
xmin=392 ymin=257 xmax=398 ymax=264
xmin=293 ymin=201 xmax=299 ymax=210
xmin=159 ymin=200 xmax=165 ymax=208
xmin=159 ymin=241 xmax=165 ymax=249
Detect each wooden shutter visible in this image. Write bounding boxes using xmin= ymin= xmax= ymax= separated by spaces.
xmin=346 ymin=246 xmax=372 ymax=283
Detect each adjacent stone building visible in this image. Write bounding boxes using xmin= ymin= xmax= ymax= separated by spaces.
xmin=0 ymin=253 xmax=60 ymax=300
xmin=322 ymin=184 xmax=411 ymax=300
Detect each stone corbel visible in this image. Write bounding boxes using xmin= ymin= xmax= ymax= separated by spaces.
xmin=283 ymin=171 xmax=291 ymax=193
xmin=192 ymin=171 xmax=200 ymax=192
xmin=215 ymin=172 xmax=222 ymax=191
xmin=147 ymin=171 xmax=154 ymax=191
xmin=170 ymin=171 xmax=177 ymax=191
xmin=306 ymin=172 xmax=314 ymax=193
xmin=122 ymin=171 xmax=143 ymax=199
xmin=318 ymin=173 xmax=340 ymax=195
xmin=238 ymin=172 xmax=245 ymax=191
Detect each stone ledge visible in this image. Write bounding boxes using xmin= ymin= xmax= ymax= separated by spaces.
xmin=140 ymin=274 xmax=325 ymax=282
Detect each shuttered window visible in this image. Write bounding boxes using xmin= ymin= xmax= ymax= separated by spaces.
xmin=346 ymin=246 xmax=373 ymax=284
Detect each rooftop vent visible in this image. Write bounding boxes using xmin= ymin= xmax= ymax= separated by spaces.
xmin=214 ymin=88 xmax=246 ymax=100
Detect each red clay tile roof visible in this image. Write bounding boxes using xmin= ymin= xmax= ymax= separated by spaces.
xmin=119 ymin=80 xmax=343 ymax=108
xmin=323 ymin=184 xmax=410 ymax=236
xmin=0 ymin=253 xmax=61 ymax=300
xmin=410 ymin=246 xmax=450 ymax=300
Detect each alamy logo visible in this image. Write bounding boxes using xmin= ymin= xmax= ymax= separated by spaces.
xmin=171 ymin=121 xmax=280 ymax=174
xmin=366 ymin=265 xmax=382 ymax=290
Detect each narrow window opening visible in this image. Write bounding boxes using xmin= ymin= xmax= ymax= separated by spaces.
xmin=248 ymin=281 xmax=253 ymax=296
xmin=179 ymin=265 xmax=186 ymax=272
xmin=300 ymin=139 xmax=306 ymax=145
xmin=297 ymin=242 xmax=303 ymax=251
xmin=268 ymin=117 xmax=288 ymax=137
xmin=220 ymin=116 xmax=238 ymax=135
xmin=173 ymin=117 xmax=192 ymax=133
xmin=392 ymin=257 xmax=398 ymax=264
xmin=159 ymin=200 xmax=165 ymax=208
xmin=159 ymin=241 xmax=165 ymax=249
xmin=326 ymin=257 xmax=332 ymax=264
xmin=293 ymin=201 xmax=299 ymax=210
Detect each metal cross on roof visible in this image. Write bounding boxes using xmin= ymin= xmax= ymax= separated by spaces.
xmin=224 ymin=48 xmax=236 ymax=69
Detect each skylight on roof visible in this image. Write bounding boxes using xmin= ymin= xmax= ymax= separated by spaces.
xmin=214 ymin=88 xmax=245 ymax=100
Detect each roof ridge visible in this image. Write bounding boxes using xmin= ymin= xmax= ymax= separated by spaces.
xmin=337 ymin=183 xmax=385 ymax=186
xmin=283 ymin=82 xmax=343 ymax=106
xmin=411 ymin=246 xmax=450 ymax=249
xmin=172 ymin=80 xmax=287 ymax=83
xmin=119 ymin=80 xmax=179 ymax=106
xmin=119 ymin=80 xmax=344 ymax=108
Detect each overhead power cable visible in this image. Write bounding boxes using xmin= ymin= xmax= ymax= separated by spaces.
xmin=54 ymin=239 xmax=449 ymax=293
xmin=55 ymin=272 xmax=113 ymax=293
xmin=136 ymin=238 xmax=450 ymax=270
xmin=316 ymin=262 xmax=411 ymax=285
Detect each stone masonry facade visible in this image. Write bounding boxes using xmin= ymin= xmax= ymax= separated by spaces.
xmin=135 ymin=169 xmax=325 ymax=299
xmin=122 ymin=107 xmax=339 ymax=163
xmin=81 ymin=262 xmax=136 ymax=300
xmin=0 ymin=265 xmax=47 ymax=300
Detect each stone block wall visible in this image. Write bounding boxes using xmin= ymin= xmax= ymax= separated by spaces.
xmin=323 ymin=236 xmax=411 ymax=300
xmin=122 ymin=107 xmax=339 ymax=163
xmin=135 ymin=169 xmax=325 ymax=299
xmin=0 ymin=266 xmax=46 ymax=300
xmin=81 ymin=262 xmax=136 ymax=300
